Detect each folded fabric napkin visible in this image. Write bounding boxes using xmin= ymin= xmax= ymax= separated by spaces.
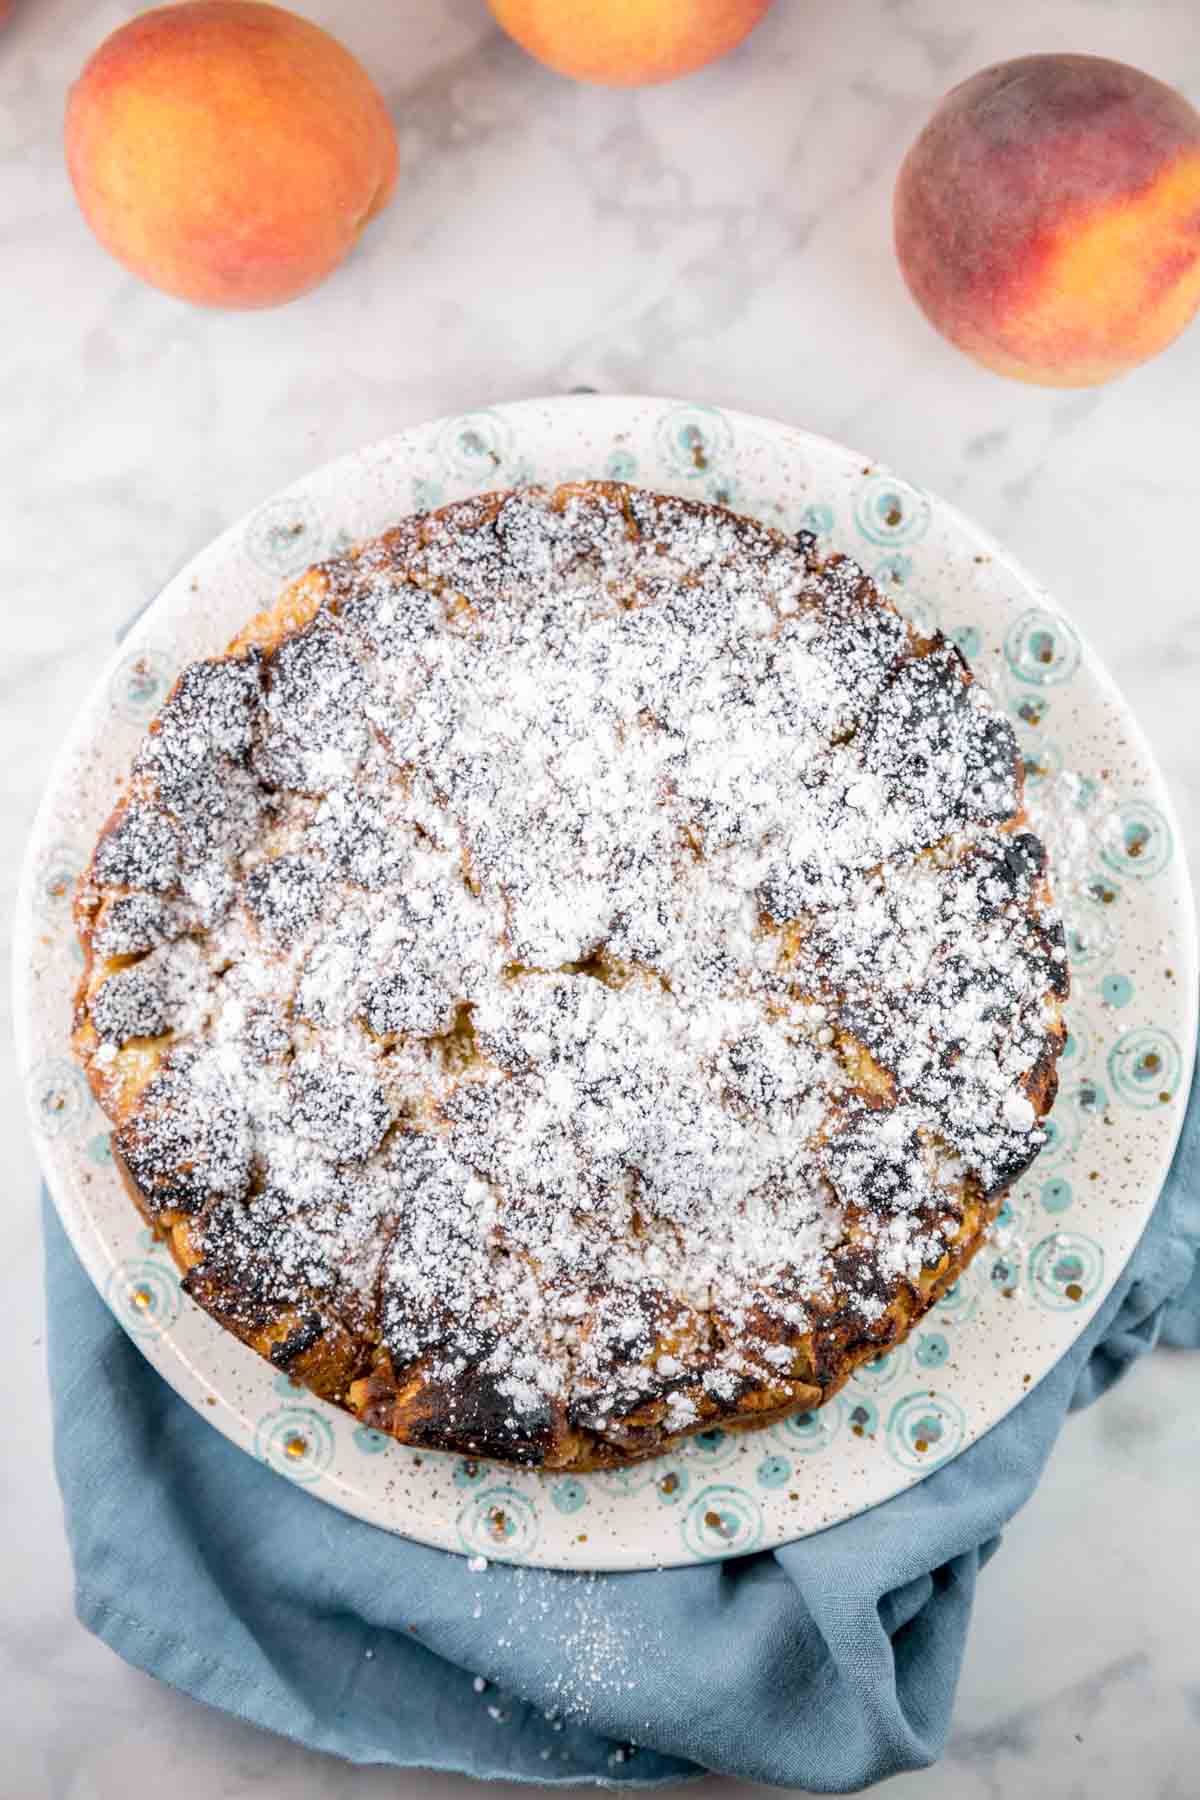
xmin=41 ymin=1053 xmax=1199 ymax=1792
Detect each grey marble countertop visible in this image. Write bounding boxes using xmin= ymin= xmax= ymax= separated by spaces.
xmin=4 ymin=3 xmax=1198 ymax=1796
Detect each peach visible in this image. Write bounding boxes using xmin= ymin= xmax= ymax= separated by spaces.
xmin=894 ymin=54 xmax=1200 ymax=386
xmin=487 ymin=0 xmax=772 ymax=88
xmin=65 ymin=2 xmax=397 ymax=309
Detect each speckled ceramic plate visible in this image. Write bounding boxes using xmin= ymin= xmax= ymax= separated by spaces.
xmin=17 ymin=397 xmax=1197 ymax=1571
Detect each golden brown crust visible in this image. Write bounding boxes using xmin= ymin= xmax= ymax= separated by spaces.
xmin=112 ymin=1129 xmax=1018 ymax=1474
xmin=72 ymin=482 xmax=1068 ymax=1471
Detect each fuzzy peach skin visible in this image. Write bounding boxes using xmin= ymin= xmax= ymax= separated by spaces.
xmin=65 ymin=2 xmax=397 ymax=309
xmin=894 ymin=54 xmax=1200 ymax=387
xmin=487 ymin=0 xmax=772 ymax=88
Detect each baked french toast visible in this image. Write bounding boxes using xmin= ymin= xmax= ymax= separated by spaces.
xmin=73 ymin=483 xmax=1067 ymax=1470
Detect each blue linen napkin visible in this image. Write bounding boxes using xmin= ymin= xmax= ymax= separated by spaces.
xmin=41 ymin=1058 xmax=1199 ymax=1791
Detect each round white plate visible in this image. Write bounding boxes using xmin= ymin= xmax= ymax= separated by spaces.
xmin=17 ymin=396 xmax=1196 ymax=1571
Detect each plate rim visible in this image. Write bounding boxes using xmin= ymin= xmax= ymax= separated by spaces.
xmin=16 ymin=392 xmax=1198 ymax=1570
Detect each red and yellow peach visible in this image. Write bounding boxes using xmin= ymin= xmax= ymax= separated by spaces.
xmin=894 ymin=54 xmax=1200 ymax=386
xmin=65 ymin=2 xmax=398 ymax=309
xmin=487 ymin=0 xmax=772 ymax=88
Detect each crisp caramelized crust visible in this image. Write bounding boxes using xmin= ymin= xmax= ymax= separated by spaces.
xmin=73 ymin=483 xmax=1067 ymax=1470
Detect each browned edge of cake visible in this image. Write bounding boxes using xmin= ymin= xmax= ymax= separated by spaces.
xmin=71 ymin=480 xmax=1068 ymax=1474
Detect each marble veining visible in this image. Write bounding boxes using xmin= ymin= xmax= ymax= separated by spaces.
xmin=4 ymin=2 xmax=1198 ymax=1795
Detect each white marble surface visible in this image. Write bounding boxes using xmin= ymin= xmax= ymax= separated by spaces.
xmin=4 ymin=1 xmax=1199 ymax=1795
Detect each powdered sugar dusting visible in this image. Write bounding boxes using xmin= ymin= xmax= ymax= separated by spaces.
xmin=76 ymin=485 xmax=1066 ymax=1461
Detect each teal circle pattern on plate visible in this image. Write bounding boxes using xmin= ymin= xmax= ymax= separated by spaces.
xmin=254 ymin=1406 xmax=336 ymax=1486
xmin=353 ymin=1425 xmax=389 ymax=1455
xmin=985 ymin=1248 xmax=1021 ymax=1296
xmin=453 ymin=1458 xmax=490 ymax=1489
xmin=104 ymin=1257 xmax=181 ymax=1340
xmin=996 ymin=1181 xmax=1033 ymax=1237
xmin=932 ymin=1270 xmax=979 ymax=1325
xmin=704 ymin=472 xmax=739 ymax=508
xmin=1062 ymin=895 xmax=1116 ymax=971
xmin=653 ymin=1467 xmax=690 ymax=1505
xmin=551 ymin=1478 xmax=587 ymax=1515
xmin=867 ymin=554 xmax=913 ymax=604
xmin=1041 ymin=1177 xmax=1074 ymax=1215
xmin=437 ymin=409 xmax=516 ymax=484
xmin=798 ymin=501 xmax=834 ymax=535
xmin=886 ymin=1391 xmax=967 ymax=1473
xmin=681 ymin=1486 xmax=763 ymax=1559
xmin=654 ymin=403 xmax=733 ymax=479
xmin=27 ymin=1057 xmax=90 ymax=1138
xmin=871 ymin=551 xmax=913 ymax=590
xmin=845 ymin=1395 xmax=879 ymax=1438
xmin=1011 ymin=690 xmax=1050 ymax=728
xmin=1058 ymin=1016 xmax=1093 ymax=1065
xmin=845 ymin=1343 xmax=910 ymax=1395
xmin=949 ymin=623 xmax=981 ymax=660
xmin=1033 ymin=1101 xmax=1082 ymax=1174
xmin=605 ymin=447 xmax=638 ymax=482
xmin=1004 ymin=607 xmax=1082 ymax=686
xmin=108 ymin=647 xmax=174 ymax=724
xmin=86 ymin=1131 xmax=113 ymax=1167
xmin=1100 ymin=800 xmax=1173 ymax=881
xmin=412 ymin=474 xmax=445 ymax=512
xmin=1108 ymin=1026 xmax=1182 ymax=1109
xmin=772 ymin=1398 xmax=843 ymax=1455
xmin=756 ymin=1455 xmax=791 ymax=1489
xmin=897 ymin=588 xmax=940 ymax=639
xmin=458 ymin=1486 xmax=541 ymax=1561
xmin=914 ymin=1331 xmax=950 ymax=1371
xmin=1028 ymin=1231 xmax=1105 ymax=1311
xmin=1070 ymin=1074 xmax=1108 ymax=1120
xmin=854 ymin=473 xmax=931 ymax=546
xmin=679 ymin=1426 xmax=741 ymax=1473
xmin=587 ymin=1464 xmax=660 ymax=1498
xmin=31 ymin=840 xmax=83 ymax=919
xmin=870 ymin=551 xmax=942 ymax=637
xmin=1089 ymin=841 xmax=1128 ymax=891
xmin=1016 ymin=738 xmax=1064 ymax=786
xmin=1101 ymin=973 xmax=1134 ymax=1009
xmin=244 ymin=493 xmax=324 ymax=576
